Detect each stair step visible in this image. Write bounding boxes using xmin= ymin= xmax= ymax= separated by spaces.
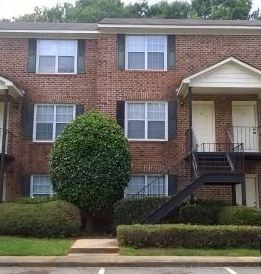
xmin=69 ymin=239 xmax=119 ymax=254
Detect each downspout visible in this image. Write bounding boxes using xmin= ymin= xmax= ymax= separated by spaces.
xmin=0 ymin=89 xmax=9 ymax=202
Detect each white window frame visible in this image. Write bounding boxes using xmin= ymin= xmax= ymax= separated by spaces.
xmin=125 ymin=35 xmax=167 ymax=71
xmin=30 ymin=174 xmax=54 ymax=197
xmin=125 ymin=174 xmax=168 ymax=197
xmin=33 ymin=104 xmax=76 ymax=143
xmin=36 ymin=40 xmax=78 ymax=74
xmin=125 ymin=101 xmax=168 ymax=141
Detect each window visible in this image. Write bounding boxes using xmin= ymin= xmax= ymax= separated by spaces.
xmin=125 ymin=175 xmax=167 ymax=197
xmin=34 ymin=104 xmax=76 ymax=142
xmin=37 ymin=40 xmax=77 ymax=74
xmin=126 ymin=102 xmax=168 ymax=140
xmin=126 ymin=36 xmax=167 ymax=70
xmin=30 ymin=175 xmax=54 ymax=197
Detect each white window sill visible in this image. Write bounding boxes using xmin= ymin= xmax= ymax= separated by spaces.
xmin=128 ymin=139 xmax=168 ymax=142
xmin=124 ymin=69 xmax=167 ymax=72
xmin=33 ymin=140 xmax=54 ymax=144
xmin=35 ymin=72 xmax=77 ymax=75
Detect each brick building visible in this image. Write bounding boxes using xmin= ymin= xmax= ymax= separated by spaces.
xmin=0 ymin=19 xmax=260 ymax=217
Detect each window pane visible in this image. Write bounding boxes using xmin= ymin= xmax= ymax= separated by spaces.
xmin=148 ymin=52 xmax=164 ymax=70
xmin=128 ymin=121 xmax=145 ymax=139
xmin=36 ymin=106 xmax=54 ymax=122
xmin=57 ymin=40 xmax=76 ymax=56
xmin=58 ymin=56 xmax=75 ymax=73
xmin=36 ymin=123 xmax=53 ymax=140
xmin=148 ymin=121 xmax=165 ymax=139
xmin=128 ymin=52 xmax=145 ymax=70
xmin=148 ymin=103 xmax=165 ymax=120
xmin=147 ymin=36 xmax=165 ymax=52
xmin=56 ymin=123 xmax=67 ymax=137
xmin=39 ymin=56 xmax=56 ymax=73
xmin=38 ymin=40 xmax=57 ymax=55
xmin=56 ymin=106 xmax=74 ymax=122
xmin=127 ymin=36 xmax=145 ymax=52
xmin=127 ymin=103 xmax=145 ymax=119
xmin=147 ymin=176 xmax=165 ymax=196
xmin=32 ymin=175 xmax=52 ymax=195
xmin=125 ymin=176 xmax=145 ymax=196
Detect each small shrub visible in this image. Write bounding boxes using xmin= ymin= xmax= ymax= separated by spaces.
xmin=0 ymin=200 xmax=81 ymax=237
xmin=179 ymin=204 xmax=223 ymax=225
xmin=218 ymin=206 xmax=261 ymax=226
xmin=16 ymin=196 xmax=57 ymax=204
xmin=113 ymin=197 xmax=179 ymax=226
xmin=117 ymin=224 xmax=261 ymax=248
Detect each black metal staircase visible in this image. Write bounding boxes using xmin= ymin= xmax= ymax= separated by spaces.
xmin=134 ymin=133 xmax=245 ymax=224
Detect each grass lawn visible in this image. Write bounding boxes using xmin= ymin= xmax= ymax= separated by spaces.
xmin=0 ymin=236 xmax=74 ymax=256
xmin=121 ymin=247 xmax=260 ymax=256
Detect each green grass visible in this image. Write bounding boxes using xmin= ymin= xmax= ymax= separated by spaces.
xmin=121 ymin=247 xmax=260 ymax=256
xmin=0 ymin=236 xmax=74 ymax=256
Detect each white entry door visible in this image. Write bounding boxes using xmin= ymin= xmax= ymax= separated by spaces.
xmin=236 ymin=175 xmax=259 ymax=208
xmin=192 ymin=101 xmax=215 ymax=152
xmin=232 ymin=102 xmax=258 ymax=152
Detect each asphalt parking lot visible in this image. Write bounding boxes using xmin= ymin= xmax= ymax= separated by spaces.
xmin=0 ymin=267 xmax=260 ymax=274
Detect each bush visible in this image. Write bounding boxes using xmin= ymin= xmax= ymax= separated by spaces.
xmin=0 ymin=200 xmax=81 ymax=237
xmin=16 ymin=196 xmax=57 ymax=204
xmin=114 ymin=198 xmax=223 ymax=226
xmin=218 ymin=206 xmax=261 ymax=226
xmin=113 ymin=197 xmax=172 ymax=226
xmin=117 ymin=224 xmax=261 ymax=248
xmin=50 ymin=111 xmax=131 ymax=213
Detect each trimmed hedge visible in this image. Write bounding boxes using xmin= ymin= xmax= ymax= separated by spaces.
xmin=0 ymin=200 xmax=82 ymax=237
xmin=218 ymin=206 xmax=261 ymax=226
xmin=117 ymin=224 xmax=261 ymax=248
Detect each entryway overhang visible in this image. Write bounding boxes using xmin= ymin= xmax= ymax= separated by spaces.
xmin=0 ymin=76 xmax=24 ymax=100
xmin=177 ymin=57 xmax=261 ymax=98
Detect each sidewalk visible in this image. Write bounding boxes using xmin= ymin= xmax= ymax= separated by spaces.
xmin=0 ymin=255 xmax=260 ymax=267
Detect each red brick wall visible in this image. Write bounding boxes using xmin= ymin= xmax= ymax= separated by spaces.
xmin=0 ymin=34 xmax=261 ymax=204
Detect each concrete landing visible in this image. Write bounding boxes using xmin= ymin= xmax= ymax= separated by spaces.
xmin=69 ymin=239 xmax=119 ymax=254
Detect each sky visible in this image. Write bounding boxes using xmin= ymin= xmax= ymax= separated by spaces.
xmin=0 ymin=0 xmax=260 ymax=19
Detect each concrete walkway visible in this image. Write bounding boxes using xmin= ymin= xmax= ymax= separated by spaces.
xmin=0 ymin=255 xmax=260 ymax=267
xmin=70 ymin=239 xmax=119 ymax=254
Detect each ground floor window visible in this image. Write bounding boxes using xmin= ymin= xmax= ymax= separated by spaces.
xmin=30 ymin=175 xmax=54 ymax=197
xmin=125 ymin=174 xmax=167 ymax=197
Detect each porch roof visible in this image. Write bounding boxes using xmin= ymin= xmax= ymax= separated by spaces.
xmin=0 ymin=76 xmax=24 ymax=100
xmin=177 ymin=57 xmax=261 ymax=97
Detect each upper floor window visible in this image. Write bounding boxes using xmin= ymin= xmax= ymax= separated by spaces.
xmin=37 ymin=40 xmax=77 ymax=74
xmin=33 ymin=104 xmax=76 ymax=142
xmin=125 ymin=102 xmax=168 ymax=141
xmin=125 ymin=36 xmax=167 ymax=71
xmin=30 ymin=175 xmax=54 ymax=197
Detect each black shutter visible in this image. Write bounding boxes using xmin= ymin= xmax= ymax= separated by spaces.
xmin=117 ymin=34 xmax=125 ymax=70
xmin=77 ymin=40 xmax=86 ymax=73
xmin=22 ymin=103 xmax=34 ymax=140
xmin=21 ymin=175 xmax=31 ymax=197
xmin=116 ymin=101 xmax=125 ymax=128
xmin=168 ymin=174 xmax=177 ymax=196
xmin=76 ymin=104 xmax=85 ymax=116
xmin=168 ymin=101 xmax=177 ymax=139
xmin=167 ymin=35 xmax=176 ymax=70
xmin=28 ymin=39 xmax=37 ymax=73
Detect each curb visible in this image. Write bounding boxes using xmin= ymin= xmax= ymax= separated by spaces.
xmin=0 ymin=256 xmax=260 ymax=267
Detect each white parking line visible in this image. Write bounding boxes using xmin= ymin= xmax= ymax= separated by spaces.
xmin=224 ymin=267 xmax=238 ymax=274
xmin=98 ymin=267 xmax=105 ymax=274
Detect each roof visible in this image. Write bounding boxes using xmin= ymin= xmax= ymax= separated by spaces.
xmin=100 ymin=18 xmax=261 ymax=27
xmin=177 ymin=57 xmax=261 ymax=97
xmin=0 ymin=22 xmax=97 ymax=31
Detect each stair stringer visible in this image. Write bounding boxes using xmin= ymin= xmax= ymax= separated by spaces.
xmin=142 ymin=175 xmax=206 ymax=224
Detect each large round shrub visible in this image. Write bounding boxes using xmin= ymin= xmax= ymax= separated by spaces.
xmin=50 ymin=111 xmax=131 ymax=213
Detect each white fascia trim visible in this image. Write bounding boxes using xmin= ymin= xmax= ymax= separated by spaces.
xmin=98 ymin=24 xmax=261 ymax=30
xmin=0 ymin=30 xmax=100 ymax=34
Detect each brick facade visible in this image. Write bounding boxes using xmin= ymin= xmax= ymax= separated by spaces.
xmin=0 ymin=32 xmax=261 ymax=206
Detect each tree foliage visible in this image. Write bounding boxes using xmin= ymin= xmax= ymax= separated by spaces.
xmin=49 ymin=111 xmax=131 ymax=213
xmin=14 ymin=0 xmax=260 ymax=22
